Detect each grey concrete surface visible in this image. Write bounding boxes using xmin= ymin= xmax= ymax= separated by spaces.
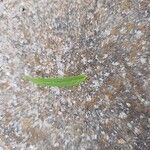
xmin=0 ymin=0 xmax=150 ymax=149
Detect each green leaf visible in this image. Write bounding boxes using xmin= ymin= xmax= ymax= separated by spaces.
xmin=24 ymin=74 xmax=87 ymax=87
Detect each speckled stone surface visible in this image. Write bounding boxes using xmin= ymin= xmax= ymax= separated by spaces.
xmin=0 ymin=0 xmax=150 ymax=149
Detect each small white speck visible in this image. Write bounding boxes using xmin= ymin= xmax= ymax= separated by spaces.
xmin=101 ymin=131 xmax=105 ymax=135
xmin=103 ymin=54 xmax=108 ymax=59
xmin=104 ymin=29 xmax=111 ymax=36
xmin=58 ymin=70 xmax=64 ymax=76
xmin=86 ymin=96 xmax=92 ymax=102
xmin=112 ymin=62 xmax=119 ymax=66
xmin=0 ymin=3 xmax=5 ymax=15
xmin=127 ymin=61 xmax=133 ymax=66
xmin=126 ymin=103 xmax=131 ymax=107
xmin=94 ymin=104 xmax=99 ymax=109
xmin=135 ymin=30 xmax=143 ymax=39
xmin=104 ymin=72 xmax=110 ymax=77
xmin=92 ymin=80 xmax=99 ymax=88
xmin=54 ymin=143 xmax=59 ymax=147
xmin=120 ymin=27 xmax=126 ymax=34
xmin=127 ymin=123 xmax=132 ymax=129
xmin=56 ymin=55 xmax=64 ymax=75
xmin=91 ymin=134 xmax=97 ymax=140
xmin=28 ymin=145 xmax=36 ymax=150
xmin=139 ymin=97 xmax=145 ymax=103
xmin=119 ymin=112 xmax=127 ymax=119
xmin=144 ymin=101 xmax=150 ymax=107
xmin=58 ymin=111 xmax=62 ymax=115
xmin=140 ymin=57 xmax=146 ymax=64
xmin=122 ymin=71 xmax=126 ymax=78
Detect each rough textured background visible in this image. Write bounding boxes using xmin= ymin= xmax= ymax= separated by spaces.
xmin=0 ymin=0 xmax=150 ymax=149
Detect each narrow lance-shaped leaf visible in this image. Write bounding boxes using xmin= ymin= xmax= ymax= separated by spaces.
xmin=24 ymin=74 xmax=87 ymax=87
